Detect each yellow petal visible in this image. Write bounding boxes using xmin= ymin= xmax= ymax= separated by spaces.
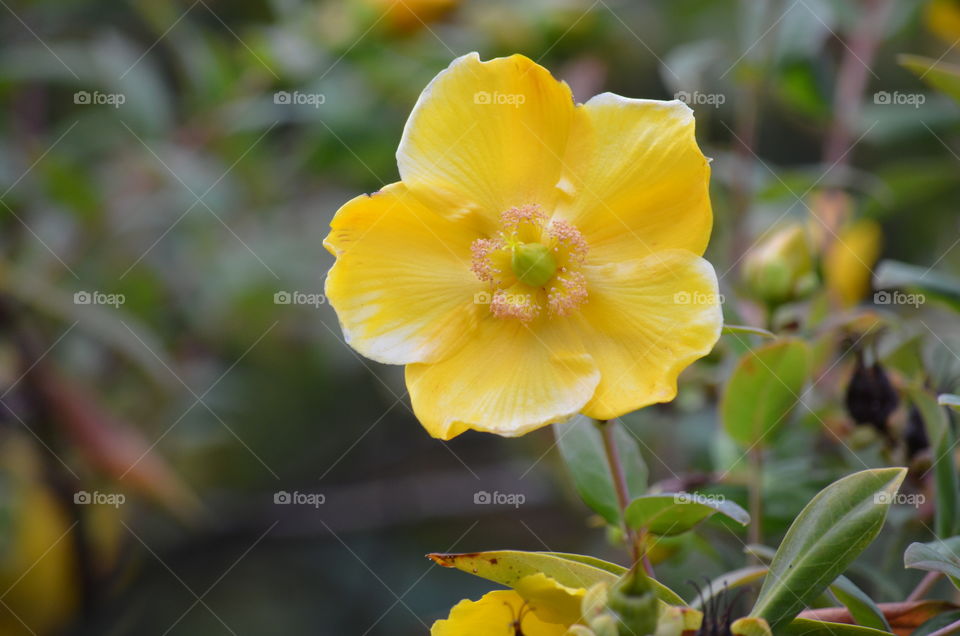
xmin=824 ymin=219 xmax=882 ymax=308
xmin=405 ymin=318 xmax=599 ymax=439
xmin=431 ymin=590 xmax=570 ymax=635
xmin=324 ymin=182 xmax=482 ymax=365
xmin=398 ymin=53 xmax=577 ymax=228
xmin=513 ymin=573 xmax=586 ymax=626
xmin=556 ymin=95 xmax=712 ymax=261
xmin=577 ymin=249 xmax=723 ymax=420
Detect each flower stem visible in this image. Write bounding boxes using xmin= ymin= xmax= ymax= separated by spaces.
xmin=597 ymin=419 xmax=647 ymax=571
xmin=907 ymin=571 xmax=941 ymax=602
xmin=748 ymin=447 xmax=764 ymax=549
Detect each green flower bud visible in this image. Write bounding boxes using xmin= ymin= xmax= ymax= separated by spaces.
xmin=742 ymin=224 xmax=816 ymax=307
xmin=511 ymin=242 xmax=556 ymax=287
xmin=607 ymin=569 xmax=659 ymax=636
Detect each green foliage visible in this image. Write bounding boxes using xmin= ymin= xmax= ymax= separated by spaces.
xmin=556 ymin=416 xmax=647 ymax=525
xmin=624 ymin=493 xmax=749 ymax=536
xmin=722 ymin=339 xmax=812 ymax=448
xmin=750 ymin=468 xmax=906 ymax=630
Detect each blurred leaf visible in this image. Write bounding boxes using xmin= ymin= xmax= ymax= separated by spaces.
xmin=874 ymin=260 xmax=960 ymax=312
xmin=908 ymin=388 xmax=958 ymax=537
xmin=750 ymin=468 xmax=907 ymax=630
xmin=913 ymin=610 xmax=960 ymax=636
xmin=828 ymin=575 xmax=890 ymax=632
xmin=778 ymin=618 xmax=892 ymax=635
xmin=899 ymin=54 xmax=960 ymax=103
xmin=36 ymin=367 xmax=202 ymax=522
xmin=624 ymin=493 xmax=749 ymax=536
xmin=904 ymin=537 xmax=960 ymax=590
xmin=723 ymin=324 xmax=777 ymax=339
xmin=555 ymin=416 xmax=647 ymax=525
xmin=939 ymin=394 xmax=960 ymax=412
xmin=722 ymin=339 xmax=811 ymax=448
xmin=691 ymin=566 xmax=768 ymax=609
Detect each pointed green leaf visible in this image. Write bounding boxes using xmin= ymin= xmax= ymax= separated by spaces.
xmin=899 ymin=54 xmax=960 ymax=103
xmin=905 ymin=537 xmax=960 ymax=590
xmin=750 ymin=468 xmax=907 ymax=630
xmin=874 ymin=260 xmax=960 ymax=311
xmin=829 ymin=575 xmax=890 ymax=631
xmin=555 ymin=416 xmax=647 ymax=525
xmin=722 ymin=339 xmax=811 ymax=447
xmin=625 ymin=493 xmax=749 ymax=536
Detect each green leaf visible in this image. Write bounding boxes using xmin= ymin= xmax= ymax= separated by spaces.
xmin=899 ymin=54 xmax=960 ymax=103
xmin=427 ymin=550 xmax=617 ymax=590
xmin=555 ymin=416 xmax=647 ymax=525
xmin=749 ymin=468 xmax=907 ymax=630
xmin=723 ymin=324 xmax=777 ymax=339
xmin=829 ymin=575 xmax=890 ymax=631
xmin=904 ymin=537 xmax=960 ymax=590
xmin=542 ymin=553 xmax=687 ymax=605
xmin=874 ymin=260 xmax=960 ymax=312
xmin=913 ymin=610 xmax=960 ymax=636
xmin=779 ymin=618 xmax=894 ymax=635
xmin=939 ymin=394 xmax=960 ymax=412
xmin=691 ymin=566 xmax=768 ymax=609
xmin=624 ymin=493 xmax=749 ymax=536
xmin=722 ymin=339 xmax=811 ymax=447
xmin=909 ymin=388 xmax=958 ymax=537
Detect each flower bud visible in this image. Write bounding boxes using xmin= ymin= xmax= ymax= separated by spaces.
xmin=731 ymin=617 xmax=773 ymax=635
xmin=607 ymin=568 xmax=659 ymax=636
xmin=742 ymin=224 xmax=816 ymax=307
xmin=845 ymin=352 xmax=899 ymax=437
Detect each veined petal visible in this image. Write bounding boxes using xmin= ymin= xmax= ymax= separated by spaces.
xmin=324 ymin=182 xmax=481 ymax=365
xmin=556 ymin=95 xmax=712 ymax=261
xmin=431 ymin=590 xmax=569 ymax=635
xmin=513 ymin=573 xmax=586 ymax=626
xmin=576 ymin=249 xmax=723 ymax=420
xmin=406 ymin=317 xmax=599 ymax=439
xmin=398 ymin=53 xmax=576 ymax=229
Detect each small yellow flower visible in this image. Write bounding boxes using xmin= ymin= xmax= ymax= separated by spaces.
xmin=430 ymin=589 xmax=570 ymax=635
xmin=824 ymin=219 xmax=882 ymax=308
xmin=325 ymin=53 xmax=722 ymax=439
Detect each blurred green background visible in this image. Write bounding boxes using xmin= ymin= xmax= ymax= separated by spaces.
xmin=0 ymin=0 xmax=959 ymax=633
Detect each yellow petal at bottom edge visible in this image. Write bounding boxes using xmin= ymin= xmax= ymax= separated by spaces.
xmin=431 ymin=590 xmax=570 ymax=635
xmin=405 ymin=316 xmax=599 ymax=440
xmin=576 ymin=249 xmax=723 ymax=421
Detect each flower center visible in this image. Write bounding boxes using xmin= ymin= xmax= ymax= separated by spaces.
xmin=470 ymin=204 xmax=588 ymax=323
xmin=511 ymin=242 xmax=556 ymax=287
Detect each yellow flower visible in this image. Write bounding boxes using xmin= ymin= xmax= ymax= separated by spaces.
xmin=431 ymin=589 xmax=570 ymax=635
xmin=926 ymin=0 xmax=960 ymax=43
xmin=325 ymin=53 xmax=722 ymax=439
xmin=824 ymin=219 xmax=882 ymax=308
